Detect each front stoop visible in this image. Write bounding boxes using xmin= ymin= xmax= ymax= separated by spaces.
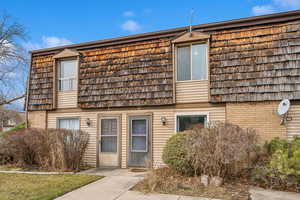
xmin=250 ymin=187 xmax=300 ymax=200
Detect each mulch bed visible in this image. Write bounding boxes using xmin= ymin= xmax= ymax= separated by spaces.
xmin=236 ymin=169 xmax=300 ymax=193
xmin=132 ymin=167 xmax=251 ymax=200
xmin=133 ymin=167 xmax=300 ymax=200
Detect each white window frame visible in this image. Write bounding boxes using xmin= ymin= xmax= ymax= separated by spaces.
xmin=175 ymin=42 xmax=209 ymax=82
xmin=174 ymin=112 xmax=210 ymax=132
xmin=130 ymin=117 xmax=149 ymax=153
xmin=57 ymin=59 xmax=78 ymax=91
xmin=57 ymin=117 xmax=80 ymax=130
xmin=100 ymin=117 xmax=119 ymax=153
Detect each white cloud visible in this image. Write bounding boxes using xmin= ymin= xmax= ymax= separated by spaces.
xmin=252 ymin=0 xmax=300 ymax=16
xmin=123 ymin=11 xmax=135 ymax=17
xmin=121 ymin=20 xmax=141 ymax=32
xmin=274 ymin=0 xmax=300 ymax=9
xmin=252 ymin=5 xmax=275 ymax=15
xmin=23 ymin=36 xmax=72 ymax=51
xmin=23 ymin=42 xmax=40 ymax=51
xmin=41 ymin=36 xmax=72 ymax=48
xmin=5 ymin=72 xmax=18 ymax=78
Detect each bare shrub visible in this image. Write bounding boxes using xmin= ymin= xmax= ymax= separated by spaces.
xmin=133 ymin=167 xmax=250 ymax=200
xmin=0 ymin=128 xmax=89 ymax=171
xmin=185 ymin=122 xmax=258 ymax=178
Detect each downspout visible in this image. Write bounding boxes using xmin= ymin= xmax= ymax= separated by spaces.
xmin=25 ymin=52 xmax=32 ymax=129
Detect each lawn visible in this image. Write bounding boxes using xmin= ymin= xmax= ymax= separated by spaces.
xmin=0 ymin=173 xmax=103 ymax=200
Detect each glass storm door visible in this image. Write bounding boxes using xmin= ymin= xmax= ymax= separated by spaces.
xmin=99 ymin=117 xmax=120 ymax=167
xmin=128 ymin=116 xmax=151 ymax=168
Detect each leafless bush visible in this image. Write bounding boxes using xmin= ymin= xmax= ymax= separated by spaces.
xmin=185 ymin=122 xmax=258 ymax=178
xmin=0 ymin=128 xmax=89 ymax=171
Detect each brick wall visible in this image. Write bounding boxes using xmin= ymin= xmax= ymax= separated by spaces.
xmin=28 ymin=111 xmax=47 ymax=129
xmin=226 ymin=101 xmax=286 ymax=142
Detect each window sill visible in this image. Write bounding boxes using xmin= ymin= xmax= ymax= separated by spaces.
xmin=176 ymin=79 xmax=208 ymax=83
xmin=57 ymin=90 xmax=77 ymax=93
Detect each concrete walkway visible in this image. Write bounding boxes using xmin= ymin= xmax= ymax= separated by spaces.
xmin=56 ymin=168 xmax=218 ymax=200
xmin=56 ymin=168 xmax=300 ymax=200
xmin=250 ymin=187 xmax=300 ymax=200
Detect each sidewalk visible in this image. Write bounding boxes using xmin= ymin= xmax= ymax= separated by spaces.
xmin=56 ymin=168 xmax=218 ymax=200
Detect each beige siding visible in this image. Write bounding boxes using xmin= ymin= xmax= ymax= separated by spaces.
xmin=153 ymin=107 xmax=226 ymax=167
xmin=121 ymin=114 xmax=127 ymax=168
xmin=47 ymin=105 xmax=225 ymax=168
xmin=28 ymin=111 xmax=47 ymax=129
xmin=176 ymin=80 xmax=209 ymax=103
xmin=287 ymin=105 xmax=300 ymax=139
xmin=48 ymin=112 xmax=98 ymax=167
xmin=57 ymin=91 xmax=77 ymax=108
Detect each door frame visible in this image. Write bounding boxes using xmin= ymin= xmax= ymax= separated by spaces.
xmin=96 ymin=114 xmax=122 ymax=168
xmin=127 ymin=113 xmax=153 ymax=168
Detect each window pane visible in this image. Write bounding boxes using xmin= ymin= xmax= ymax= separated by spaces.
xmin=132 ymin=136 xmax=147 ymax=151
xmin=177 ymin=115 xmax=206 ymax=132
xmin=192 ymin=44 xmax=208 ymax=80
xmin=59 ymin=118 xmax=80 ymax=130
xmin=60 ymin=79 xmax=76 ymax=91
xmin=177 ymin=46 xmax=191 ymax=81
xmin=132 ymin=119 xmax=146 ymax=135
xmin=101 ymin=136 xmax=117 ymax=152
xmin=59 ymin=60 xmax=77 ymax=78
xmin=59 ymin=60 xmax=77 ymax=91
xmin=101 ymin=119 xmax=117 ymax=135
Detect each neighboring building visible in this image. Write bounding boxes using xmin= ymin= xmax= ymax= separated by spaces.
xmin=27 ymin=10 xmax=300 ymax=168
xmin=0 ymin=109 xmax=25 ymax=132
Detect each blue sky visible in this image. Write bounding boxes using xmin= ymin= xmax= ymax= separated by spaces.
xmin=1 ymin=0 xmax=300 ymax=50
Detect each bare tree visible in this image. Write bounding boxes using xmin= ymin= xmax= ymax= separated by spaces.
xmin=0 ymin=14 xmax=27 ymax=107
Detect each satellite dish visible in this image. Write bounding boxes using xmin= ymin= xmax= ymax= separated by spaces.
xmin=278 ymin=99 xmax=290 ymax=116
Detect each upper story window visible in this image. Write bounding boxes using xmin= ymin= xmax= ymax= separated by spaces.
xmin=176 ymin=43 xmax=208 ymax=81
xmin=58 ymin=59 xmax=77 ymax=91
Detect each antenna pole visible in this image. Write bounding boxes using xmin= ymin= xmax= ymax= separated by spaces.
xmin=189 ymin=8 xmax=195 ymax=36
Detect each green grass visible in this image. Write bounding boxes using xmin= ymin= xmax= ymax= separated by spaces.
xmin=0 ymin=173 xmax=103 ymax=200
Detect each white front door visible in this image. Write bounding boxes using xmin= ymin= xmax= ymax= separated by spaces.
xmin=99 ymin=117 xmax=120 ymax=167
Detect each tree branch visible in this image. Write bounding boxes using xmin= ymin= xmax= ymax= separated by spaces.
xmin=0 ymin=94 xmax=25 ymax=106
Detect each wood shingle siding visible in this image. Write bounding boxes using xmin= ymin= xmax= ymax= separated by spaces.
xmin=28 ymin=55 xmax=54 ymax=110
xmin=27 ymin=11 xmax=300 ymax=111
xmin=78 ymin=38 xmax=174 ymax=108
xmin=210 ymin=20 xmax=300 ymax=102
xmin=27 ymin=38 xmax=174 ymax=110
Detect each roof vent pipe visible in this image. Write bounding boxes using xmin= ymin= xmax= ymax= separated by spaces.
xmin=189 ymin=8 xmax=195 ymax=37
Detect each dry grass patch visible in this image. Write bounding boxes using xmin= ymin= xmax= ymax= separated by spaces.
xmin=133 ymin=167 xmax=250 ymax=200
xmin=0 ymin=173 xmax=102 ymax=200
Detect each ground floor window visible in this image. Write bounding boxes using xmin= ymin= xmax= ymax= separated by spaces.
xmin=58 ymin=118 xmax=80 ymax=130
xmin=176 ymin=114 xmax=207 ymax=132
